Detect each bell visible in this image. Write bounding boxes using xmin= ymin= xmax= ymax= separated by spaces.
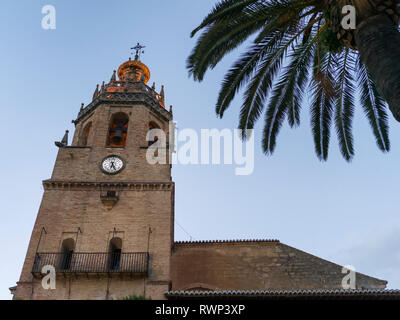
xmin=111 ymin=129 xmax=123 ymax=143
xmin=110 ymin=119 xmax=127 ymax=144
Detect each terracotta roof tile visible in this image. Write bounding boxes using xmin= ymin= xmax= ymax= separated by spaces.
xmin=174 ymin=239 xmax=279 ymax=245
xmin=166 ymin=289 xmax=400 ymax=297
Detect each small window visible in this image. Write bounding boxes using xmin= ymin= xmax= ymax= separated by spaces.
xmin=107 ymin=191 xmax=116 ymax=198
xmin=107 ymin=113 xmax=129 ymax=147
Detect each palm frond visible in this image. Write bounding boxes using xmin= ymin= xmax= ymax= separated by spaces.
xmin=287 ymin=23 xmax=319 ymax=127
xmin=238 ymin=45 xmax=285 ymax=136
xmin=261 ymin=28 xmax=317 ymax=153
xmin=190 ymin=0 xmax=259 ymax=37
xmin=334 ymin=48 xmax=356 ymax=161
xmin=216 ymin=29 xmax=286 ymax=118
xmin=239 ymin=15 xmax=320 ymax=140
xmin=188 ymin=3 xmax=272 ymax=81
xmin=357 ymin=57 xmax=390 ymax=152
xmin=310 ymin=41 xmax=337 ymax=161
xmin=237 ymin=32 xmax=296 ymax=135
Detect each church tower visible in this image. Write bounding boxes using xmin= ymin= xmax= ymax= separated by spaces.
xmin=13 ymin=46 xmax=174 ymax=300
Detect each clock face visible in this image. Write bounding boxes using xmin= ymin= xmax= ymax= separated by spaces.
xmin=101 ymin=156 xmax=125 ymax=175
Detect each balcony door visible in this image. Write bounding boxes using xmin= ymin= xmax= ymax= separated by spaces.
xmin=108 ymin=237 xmax=122 ymax=271
xmin=59 ymin=238 xmax=75 ymax=271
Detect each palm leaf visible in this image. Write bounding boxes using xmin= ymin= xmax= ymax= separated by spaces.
xmin=190 ymin=0 xmax=259 ymax=37
xmin=261 ymin=31 xmax=317 ymax=153
xmin=334 ymin=48 xmax=356 ymax=161
xmin=357 ymin=57 xmax=390 ymax=152
xmin=188 ymin=3 xmax=272 ymax=81
xmin=310 ymin=42 xmax=337 ymax=161
xmin=216 ymin=29 xmax=286 ymax=118
xmin=239 ymin=15 xmax=321 ymax=139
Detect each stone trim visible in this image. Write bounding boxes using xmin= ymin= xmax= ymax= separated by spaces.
xmin=42 ymin=180 xmax=174 ymax=191
xmin=64 ymin=146 xmax=92 ymax=149
xmin=75 ymin=91 xmax=172 ymax=125
xmin=147 ymin=281 xmax=171 ymax=286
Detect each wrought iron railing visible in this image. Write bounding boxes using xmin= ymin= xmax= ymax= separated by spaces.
xmin=32 ymin=252 xmax=149 ymax=274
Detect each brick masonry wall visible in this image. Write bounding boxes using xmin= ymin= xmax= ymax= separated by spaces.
xmin=14 ymin=102 xmax=174 ymax=300
xmin=170 ymin=241 xmax=387 ymax=291
xmin=17 ymin=278 xmax=166 ymax=300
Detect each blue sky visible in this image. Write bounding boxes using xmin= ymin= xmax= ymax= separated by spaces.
xmin=1 ymin=0 xmax=400 ymax=299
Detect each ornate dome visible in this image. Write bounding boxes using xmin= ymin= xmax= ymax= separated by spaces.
xmin=117 ymin=57 xmax=150 ymax=84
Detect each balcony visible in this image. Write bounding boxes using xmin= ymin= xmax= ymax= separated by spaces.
xmin=32 ymin=252 xmax=149 ymax=277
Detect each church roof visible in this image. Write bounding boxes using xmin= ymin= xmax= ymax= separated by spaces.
xmin=175 ymin=239 xmax=279 ymax=245
xmin=165 ymin=289 xmax=400 ymax=299
xmin=171 ymin=240 xmax=388 ymax=292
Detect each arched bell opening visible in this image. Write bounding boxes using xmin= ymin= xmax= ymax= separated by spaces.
xmin=107 ymin=113 xmax=129 ymax=147
xmin=148 ymin=121 xmax=160 ymax=147
xmin=79 ymin=122 xmax=92 ymax=146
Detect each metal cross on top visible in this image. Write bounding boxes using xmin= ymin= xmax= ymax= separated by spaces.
xmin=131 ymin=42 xmax=145 ymax=61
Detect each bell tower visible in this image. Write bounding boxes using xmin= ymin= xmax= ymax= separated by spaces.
xmin=13 ymin=48 xmax=175 ymax=300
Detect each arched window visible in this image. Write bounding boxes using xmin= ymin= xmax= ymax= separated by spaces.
xmin=108 ymin=237 xmax=122 ymax=270
xmin=79 ymin=122 xmax=92 ymax=146
xmin=107 ymin=113 xmax=129 ymax=147
xmin=59 ymin=238 xmax=75 ymax=270
xmin=148 ymin=121 xmax=160 ymax=146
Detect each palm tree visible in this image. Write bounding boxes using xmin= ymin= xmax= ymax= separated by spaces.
xmin=188 ymin=0 xmax=400 ymax=161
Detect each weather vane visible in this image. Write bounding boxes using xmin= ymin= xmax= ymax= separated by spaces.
xmin=131 ymin=42 xmax=145 ymax=60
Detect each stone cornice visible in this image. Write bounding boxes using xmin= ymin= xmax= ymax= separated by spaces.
xmin=75 ymin=90 xmax=172 ymax=125
xmin=43 ymin=180 xmax=174 ymax=191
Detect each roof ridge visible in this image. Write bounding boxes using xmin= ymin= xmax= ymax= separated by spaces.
xmin=174 ymin=239 xmax=280 ymax=244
